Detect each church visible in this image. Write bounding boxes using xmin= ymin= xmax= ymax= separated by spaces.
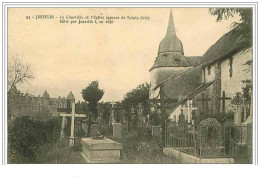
xmin=149 ymin=10 xmax=252 ymax=125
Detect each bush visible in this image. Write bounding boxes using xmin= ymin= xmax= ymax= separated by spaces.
xmin=198 ymin=118 xmax=222 ymax=156
xmin=214 ymin=111 xmax=234 ymax=124
xmin=199 ymin=118 xmax=221 ymax=139
xmin=8 ymin=116 xmax=60 ymax=163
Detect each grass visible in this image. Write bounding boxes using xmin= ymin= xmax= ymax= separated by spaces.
xmin=32 ymin=128 xmax=178 ymax=164
xmin=35 ymin=139 xmax=85 ymax=164
xmin=117 ymin=131 xmax=178 ymax=164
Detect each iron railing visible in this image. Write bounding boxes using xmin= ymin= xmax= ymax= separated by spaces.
xmin=165 ymin=122 xmax=252 ymax=159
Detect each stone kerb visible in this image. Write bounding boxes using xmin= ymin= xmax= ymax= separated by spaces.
xmin=163 ymin=147 xmax=234 ymax=164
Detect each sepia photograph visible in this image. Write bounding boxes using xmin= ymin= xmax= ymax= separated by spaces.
xmin=5 ymin=6 xmax=254 ymax=164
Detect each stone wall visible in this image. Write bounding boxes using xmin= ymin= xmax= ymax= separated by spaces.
xmin=220 ymin=48 xmax=253 ymax=111
xmin=211 ymin=63 xmax=221 ymax=115
xmin=150 ymin=66 xmax=189 ymax=98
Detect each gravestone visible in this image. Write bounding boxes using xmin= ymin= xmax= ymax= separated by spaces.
xmin=179 ymin=110 xmax=185 ymax=123
xmin=121 ymin=121 xmax=128 ymax=135
xmin=137 ymin=103 xmax=144 ymax=137
xmin=82 ymin=121 xmax=88 ymax=135
xmin=234 ymin=105 xmax=243 ymax=126
xmin=113 ymin=123 xmax=122 ymax=139
xmin=129 ymin=105 xmax=136 ymax=130
xmin=80 ymin=137 xmax=122 ymax=163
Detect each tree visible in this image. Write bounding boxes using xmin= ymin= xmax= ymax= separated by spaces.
xmin=8 ymin=54 xmax=34 ymax=93
xmin=121 ymin=82 xmax=150 ymax=114
xmin=209 ymin=8 xmax=252 ymax=45
xmin=81 ymin=81 xmax=104 ymax=118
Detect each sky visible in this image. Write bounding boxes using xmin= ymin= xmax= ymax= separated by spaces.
xmin=8 ymin=8 xmax=240 ymax=102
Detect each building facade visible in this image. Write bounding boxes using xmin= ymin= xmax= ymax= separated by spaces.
xmin=8 ymin=86 xmax=74 ymax=119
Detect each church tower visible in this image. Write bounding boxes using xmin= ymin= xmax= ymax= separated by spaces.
xmin=149 ymin=10 xmax=193 ymax=98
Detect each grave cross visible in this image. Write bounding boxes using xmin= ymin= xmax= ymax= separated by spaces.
xmin=217 ymin=91 xmax=231 ymax=113
xmin=109 ymin=101 xmax=116 ymax=123
xmin=60 ymin=99 xmax=86 ymax=147
xmin=148 ymin=84 xmax=178 ymax=146
xmin=137 ymin=103 xmax=144 ymax=126
xmin=197 ymin=92 xmax=211 ymax=112
xmin=113 ymin=102 xmax=123 ymax=123
xmin=181 ymin=100 xmax=198 ymax=124
xmin=137 ymin=103 xmax=144 ymax=116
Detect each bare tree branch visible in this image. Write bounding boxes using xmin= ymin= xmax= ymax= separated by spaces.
xmin=8 ymin=54 xmax=35 ymax=92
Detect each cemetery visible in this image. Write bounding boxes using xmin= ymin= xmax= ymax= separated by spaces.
xmin=7 ymin=83 xmax=253 ymax=164
xmin=7 ymin=79 xmax=253 ymax=164
xmin=7 ymin=9 xmax=253 ymax=164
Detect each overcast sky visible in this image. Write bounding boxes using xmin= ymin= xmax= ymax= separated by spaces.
xmin=8 ymin=8 xmax=240 ymax=102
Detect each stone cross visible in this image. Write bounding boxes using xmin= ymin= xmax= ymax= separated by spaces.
xmin=110 ymin=101 xmax=116 ymax=123
xmin=137 ymin=103 xmax=144 ymax=116
xmin=97 ymin=104 xmax=104 ymax=125
xmin=218 ymin=91 xmax=231 ymax=113
xmin=60 ymin=113 xmax=87 ymax=141
xmin=197 ymin=92 xmax=211 ymax=112
xmin=147 ymin=114 xmax=150 ymax=125
xmin=60 ymin=97 xmax=86 ymax=147
xmin=181 ymin=100 xmax=198 ymax=124
xmin=137 ymin=103 xmax=144 ymax=126
xmin=131 ymin=105 xmax=135 ymax=114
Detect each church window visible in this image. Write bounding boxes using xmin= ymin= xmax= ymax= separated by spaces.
xmin=229 ymin=57 xmax=233 ymax=77
xmin=162 ymin=54 xmax=167 ymax=57
xmin=59 ymin=103 xmax=62 ymax=108
xmin=203 ymin=69 xmax=206 ymax=82
xmin=207 ymin=66 xmax=211 ymax=75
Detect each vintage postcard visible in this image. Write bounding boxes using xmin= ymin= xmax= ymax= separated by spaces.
xmin=4 ymin=5 xmax=255 ymax=165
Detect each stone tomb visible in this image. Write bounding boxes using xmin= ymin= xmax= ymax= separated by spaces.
xmin=80 ymin=137 xmax=122 ymax=163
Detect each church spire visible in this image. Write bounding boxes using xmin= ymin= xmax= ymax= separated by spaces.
xmin=158 ymin=10 xmax=184 ymax=54
xmin=166 ymin=10 xmax=176 ymax=35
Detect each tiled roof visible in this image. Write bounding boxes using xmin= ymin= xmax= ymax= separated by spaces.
xmin=170 ymin=82 xmax=213 ymax=112
xmin=185 ymin=56 xmax=202 ymax=66
xmin=201 ymin=29 xmax=251 ymax=67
